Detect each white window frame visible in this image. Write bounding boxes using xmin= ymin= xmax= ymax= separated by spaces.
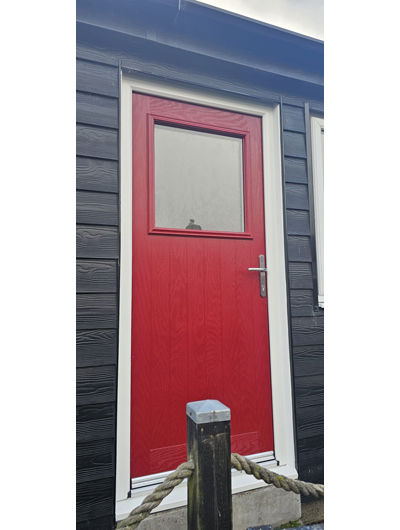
xmin=116 ymin=72 xmax=297 ymax=521
xmin=311 ymin=116 xmax=324 ymax=308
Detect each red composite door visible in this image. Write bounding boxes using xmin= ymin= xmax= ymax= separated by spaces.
xmin=131 ymin=93 xmax=274 ymax=478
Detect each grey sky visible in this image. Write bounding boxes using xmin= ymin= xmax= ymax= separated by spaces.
xmin=196 ymin=0 xmax=324 ymax=40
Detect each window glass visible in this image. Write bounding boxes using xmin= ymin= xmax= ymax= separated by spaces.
xmin=154 ymin=124 xmax=244 ymax=232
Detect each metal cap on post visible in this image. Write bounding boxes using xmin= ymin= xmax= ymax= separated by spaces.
xmin=187 ymin=399 xmax=232 ymax=530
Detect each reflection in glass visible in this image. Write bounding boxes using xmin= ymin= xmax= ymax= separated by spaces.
xmin=185 ymin=219 xmax=202 ymax=230
xmin=154 ymin=124 xmax=244 ymax=232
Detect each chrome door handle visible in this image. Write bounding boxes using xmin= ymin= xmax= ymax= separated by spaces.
xmin=248 ymin=255 xmax=267 ymax=297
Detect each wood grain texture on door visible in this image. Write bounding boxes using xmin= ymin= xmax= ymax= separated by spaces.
xmin=131 ymin=93 xmax=274 ymax=477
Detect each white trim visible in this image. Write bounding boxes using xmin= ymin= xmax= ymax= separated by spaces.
xmin=311 ymin=116 xmax=324 ymax=308
xmin=117 ymin=73 xmax=296 ymax=519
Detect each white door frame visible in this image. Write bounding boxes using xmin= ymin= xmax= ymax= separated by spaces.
xmin=116 ymin=72 xmax=297 ymax=521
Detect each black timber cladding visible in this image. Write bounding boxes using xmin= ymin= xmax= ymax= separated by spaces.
xmin=76 ymin=1 xmax=323 ymax=527
xmin=282 ymin=103 xmax=324 ymax=485
xmin=76 ymin=48 xmax=119 ymax=529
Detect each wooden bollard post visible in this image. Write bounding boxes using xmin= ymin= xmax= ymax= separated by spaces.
xmin=187 ymin=400 xmax=232 ymax=530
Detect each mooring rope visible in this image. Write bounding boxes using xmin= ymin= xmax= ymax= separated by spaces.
xmin=116 ymin=454 xmax=324 ymax=529
xmin=231 ymin=453 xmax=324 ymax=499
xmin=116 ymin=460 xmax=195 ymax=530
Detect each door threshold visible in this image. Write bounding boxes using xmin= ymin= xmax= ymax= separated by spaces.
xmin=130 ymin=450 xmax=275 ymax=491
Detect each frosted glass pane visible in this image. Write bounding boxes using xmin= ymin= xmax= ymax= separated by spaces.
xmin=154 ymin=124 xmax=244 ymax=232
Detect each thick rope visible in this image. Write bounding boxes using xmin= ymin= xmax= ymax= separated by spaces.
xmin=116 ymin=460 xmax=195 ymax=530
xmin=116 ymin=453 xmax=324 ymax=529
xmin=231 ymin=453 xmax=324 ymax=499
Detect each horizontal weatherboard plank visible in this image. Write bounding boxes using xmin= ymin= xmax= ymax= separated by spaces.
xmin=77 ymin=191 xmax=119 ymax=226
xmin=77 ymin=260 xmax=117 ymax=293
xmin=287 ymin=236 xmax=312 ymax=262
xmin=76 ymin=477 xmax=115 ymax=522
xmin=77 ymin=225 xmax=119 ymax=259
xmin=282 ymin=105 xmax=305 ymax=132
xmin=76 ymin=59 xmax=119 ymax=97
xmin=290 ymin=289 xmax=315 ymax=317
xmin=76 ymin=515 xmax=116 ymax=530
xmin=299 ymin=462 xmax=323 ymax=485
xmin=283 ymin=131 xmax=307 ymax=158
xmin=285 ymin=184 xmax=309 ymax=210
xmin=294 ymin=374 xmax=324 ymax=408
xmin=288 ymin=262 xmax=313 ymax=289
xmin=286 ymin=209 xmax=310 ymax=235
xmin=291 ymin=315 xmax=324 ymax=346
xmin=298 ymin=447 xmax=323 ymax=480
xmin=76 ymin=329 xmax=118 ymax=367
xmin=76 ymin=125 xmax=118 ymax=160
xmin=77 ymin=439 xmax=115 ymax=483
xmin=77 ymin=366 xmax=117 ymax=406
xmin=292 ymin=344 xmax=324 ymax=377
xmin=76 ymin=157 xmax=118 ymax=193
xmin=76 ymin=402 xmax=116 ymax=442
xmin=77 ymin=438 xmax=115 ymax=458
xmin=284 ymin=157 xmax=308 ymax=184
xmin=297 ymin=434 xmax=324 ymax=453
xmin=76 ymin=293 xmax=118 ymax=330
xmin=295 ymin=404 xmax=324 ymax=440
xmin=77 ymin=42 xmax=120 ymax=66
xmin=76 ymin=92 xmax=119 ymax=128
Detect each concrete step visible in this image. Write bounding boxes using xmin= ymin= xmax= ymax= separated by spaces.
xmin=134 ymin=485 xmax=301 ymax=529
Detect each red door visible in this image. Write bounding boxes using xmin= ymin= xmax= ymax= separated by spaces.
xmin=131 ymin=93 xmax=274 ymax=478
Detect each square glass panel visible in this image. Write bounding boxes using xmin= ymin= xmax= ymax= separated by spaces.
xmin=154 ymin=124 xmax=244 ymax=232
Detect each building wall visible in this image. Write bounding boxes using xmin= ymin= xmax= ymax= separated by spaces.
xmin=76 ymin=59 xmax=120 ymax=530
xmin=76 ymin=1 xmax=323 ymax=527
xmin=281 ymin=103 xmax=324 ymax=484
